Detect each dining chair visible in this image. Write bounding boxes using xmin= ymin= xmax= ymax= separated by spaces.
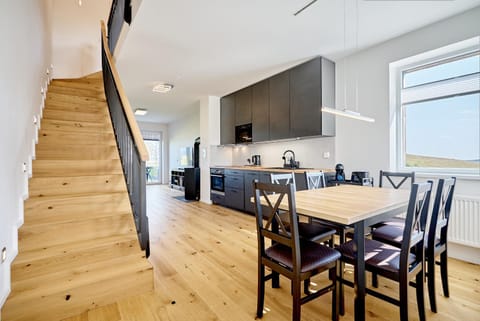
xmin=371 ymin=177 xmax=456 ymax=313
xmin=253 ymin=180 xmax=341 ymax=321
xmin=379 ymin=170 xmax=415 ymax=189
xmin=337 ymin=181 xmax=433 ymax=321
xmin=305 ymin=171 xmax=326 ymax=189
xmin=271 ymin=172 xmax=336 ymax=245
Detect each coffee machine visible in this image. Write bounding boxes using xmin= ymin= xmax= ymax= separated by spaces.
xmin=251 ymin=155 xmax=261 ymax=166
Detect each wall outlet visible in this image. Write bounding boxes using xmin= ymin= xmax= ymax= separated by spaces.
xmin=1 ymin=247 xmax=6 ymax=263
xmin=22 ymin=162 xmax=27 ymax=173
xmin=323 ymin=152 xmax=330 ymax=159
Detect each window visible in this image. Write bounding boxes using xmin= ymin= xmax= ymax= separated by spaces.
xmin=392 ymin=38 xmax=480 ymax=176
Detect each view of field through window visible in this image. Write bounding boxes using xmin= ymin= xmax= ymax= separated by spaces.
xmin=401 ymin=52 xmax=480 ymax=170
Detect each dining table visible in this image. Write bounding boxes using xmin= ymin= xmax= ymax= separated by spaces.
xmin=272 ymin=184 xmax=411 ymax=321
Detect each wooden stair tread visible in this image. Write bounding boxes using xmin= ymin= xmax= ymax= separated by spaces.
xmin=38 ymin=130 xmax=116 ymax=146
xmin=12 ymin=233 xmax=139 ymax=266
xmin=28 ymin=175 xmax=126 ymax=197
xmin=32 ymin=159 xmax=123 ymax=177
xmin=48 ymin=86 xmax=105 ymax=100
xmin=46 ymin=91 xmax=106 ymax=103
xmin=44 ymin=100 xmax=108 ymax=115
xmin=24 ymin=192 xmax=132 ymax=225
xmin=18 ymin=213 xmax=136 ymax=251
xmin=42 ymin=109 xmax=109 ymax=123
xmin=11 ymin=238 xmax=144 ymax=281
xmin=50 ymin=79 xmax=103 ymax=91
xmin=35 ymin=144 xmax=119 ymax=160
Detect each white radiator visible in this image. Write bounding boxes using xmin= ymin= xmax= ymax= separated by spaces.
xmin=449 ymin=195 xmax=480 ymax=248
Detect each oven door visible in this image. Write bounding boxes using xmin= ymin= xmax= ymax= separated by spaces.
xmin=210 ymin=174 xmax=225 ymax=194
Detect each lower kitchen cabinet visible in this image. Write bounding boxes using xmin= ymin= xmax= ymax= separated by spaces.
xmin=219 ymin=169 xmax=310 ymax=214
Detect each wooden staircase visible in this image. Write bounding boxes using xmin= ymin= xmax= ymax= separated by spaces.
xmin=2 ymin=73 xmax=153 ymax=321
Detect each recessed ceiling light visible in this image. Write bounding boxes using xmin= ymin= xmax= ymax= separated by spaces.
xmin=134 ymin=108 xmax=148 ymax=116
xmin=152 ymin=83 xmax=174 ymax=93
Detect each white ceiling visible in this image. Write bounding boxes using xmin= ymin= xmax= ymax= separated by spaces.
xmin=116 ymin=0 xmax=480 ymax=124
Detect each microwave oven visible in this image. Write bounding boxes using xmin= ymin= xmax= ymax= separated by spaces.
xmin=235 ymin=123 xmax=252 ymax=144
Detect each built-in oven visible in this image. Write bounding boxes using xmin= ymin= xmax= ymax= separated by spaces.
xmin=210 ymin=168 xmax=225 ymax=195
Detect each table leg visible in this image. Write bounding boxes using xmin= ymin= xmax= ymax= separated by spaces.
xmin=353 ymin=221 xmax=366 ymax=321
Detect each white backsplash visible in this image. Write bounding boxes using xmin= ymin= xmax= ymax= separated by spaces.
xmin=211 ymin=136 xmax=336 ymax=169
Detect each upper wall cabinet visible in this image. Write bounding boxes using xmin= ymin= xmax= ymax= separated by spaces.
xmin=235 ymin=86 xmax=252 ymax=126
xmin=252 ymin=80 xmax=269 ymax=142
xmin=220 ymin=56 xmax=335 ymax=144
xmin=220 ymin=94 xmax=235 ymax=145
xmin=269 ymin=71 xmax=291 ymax=140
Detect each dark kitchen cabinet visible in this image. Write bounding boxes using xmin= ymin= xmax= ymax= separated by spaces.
xmin=290 ymin=58 xmax=322 ymax=137
xmin=269 ymin=71 xmax=290 ymax=140
xmin=220 ymin=94 xmax=235 ymax=144
xmin=224 ymin=170 xmax=244 ymax=210
xmin=235 ymin=87 xmax=252 ymax=126
xmin=243 ymin=171 xmax=259 ymax=213
xmin=290 ymin=57 xmax=336 ymax=137
xmin=252 ymin=80 xmax=269 ymax=142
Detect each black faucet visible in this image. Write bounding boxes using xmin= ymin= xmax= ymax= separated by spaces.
xmin=282 ymin=150 xmax=297 ymax=168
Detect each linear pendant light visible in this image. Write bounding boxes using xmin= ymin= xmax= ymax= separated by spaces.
xmin=321 ymin=106 xmax=375 ymax=122
xmin=324 ymin=0 xmax=375 ymax=123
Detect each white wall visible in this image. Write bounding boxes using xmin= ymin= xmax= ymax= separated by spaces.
xmin=228 ymin=137 xmax=336 ymax=170
xmin=167 ymin=107 xmax=200 ymax=171
xmin=334 ymin=7 xmax=480 ymax=261
xmin=0 ymin=0 xmax=52 ymax=308
xmin=51 ymin=0 xmax=111 ymax=78
xmin=138 ymin=121 xmax=169 ymax=184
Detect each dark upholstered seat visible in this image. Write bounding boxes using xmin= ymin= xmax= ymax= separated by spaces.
xmin=253 ymin=181 xmax=340 ymax=321
xmin=266 ymin=240 xmax=340 ymax=273
xmin=338 ymin=239 xmax=416 ymax=280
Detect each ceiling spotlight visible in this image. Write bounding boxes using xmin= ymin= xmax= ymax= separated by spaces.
xmin=134 ymin=108 xmax=148 ymax=116
xmin=152 ymin=83 xmax=174 ymax=93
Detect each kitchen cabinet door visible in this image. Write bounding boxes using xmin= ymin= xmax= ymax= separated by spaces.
xmin=252 ymin=80 xmax=269 ymax=142
xmin=269 ymin=71 xmax=290 ymax=140
xmin=235 ymin=86 xmax=252 ymax=126
xmin=220 ymin=94 xmax=235 ymax=144
xmin=243 ymin=171 xmax=259 ymax=213
xmin=290 ymin=58 xmax=322 ymax=138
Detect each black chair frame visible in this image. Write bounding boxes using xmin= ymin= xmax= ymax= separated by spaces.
xmin=253 ymin=181 xmax=340 ymax=321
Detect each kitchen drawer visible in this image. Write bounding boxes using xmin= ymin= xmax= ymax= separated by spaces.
xmin=225 ymin=175 xmax=244 ymax=189
xmin=225 ymin=187 xmax=244 ymax=210
xmin=225 ymin=169 xmax=244 ymax=176
xmin=210 ymin=192 xmax=225 ymax=205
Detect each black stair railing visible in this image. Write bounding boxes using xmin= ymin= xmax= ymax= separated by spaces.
xmin=100 ymin=21 xmax=150 ymax=257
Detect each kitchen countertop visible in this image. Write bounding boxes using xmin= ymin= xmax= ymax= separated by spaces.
xmin=211 ymin=165 xmax=334 ymax=173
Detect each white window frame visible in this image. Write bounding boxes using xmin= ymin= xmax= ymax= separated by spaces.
xmin=389 ymin=37 xmax=480 ymax=177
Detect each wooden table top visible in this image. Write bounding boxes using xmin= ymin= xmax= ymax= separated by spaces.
xmin=267 ymin=185 xmax=411 ymax=225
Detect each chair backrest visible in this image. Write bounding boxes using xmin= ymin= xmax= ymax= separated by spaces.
xmin=253 ymin=180 xmax=300 ymax=272
xmin=305 ymin=171 xmax=326 ymax=190
xmin=428 ymin=177 xmax=456 ymax=251
xmin=400 ymin=181 xmax=433 ymax=271
xmin=379 ymin=170 xmax=415 ymax=189
xmin=271 ymin=172 xmax=297 ymax=190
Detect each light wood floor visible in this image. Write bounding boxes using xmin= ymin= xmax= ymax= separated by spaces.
xmin=63 ymin=185 xmax=480 ymax=321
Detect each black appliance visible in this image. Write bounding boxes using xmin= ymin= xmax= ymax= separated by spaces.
xmin=184 ymin=137 xmax=201 ymax=200
xmin=252 ymin=155 xmax=261 ymax=166
xmin=184 ymin=167 xmax=200 ymax=200
xmin=210 ymin=168 xmax=225 ymax=195
xmin=326 ymin=164 xmax=373 ymax=187
xmin=193 ymin=137 xmax=200 ymax=168
xmin=235 ymin=123 xmax=252 ymax=144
